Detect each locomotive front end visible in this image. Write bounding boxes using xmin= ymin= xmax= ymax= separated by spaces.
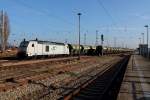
xmin=17 ymin=41 xmax=29 ymax=58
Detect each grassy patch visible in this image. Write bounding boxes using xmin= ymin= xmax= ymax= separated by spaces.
xmin=65 ymin=71 xmax=78 ymax=77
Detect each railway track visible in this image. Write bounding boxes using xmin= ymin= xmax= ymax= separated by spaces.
xmin=58 ymin=55 xmax=130 ymax=100
xmin=0 ymin=58 xmax=92 ymax=83
xmin=0 ymin=55 xmax=126 ymax=100
xmin=0 ymin=56 xmax=106 ymax=92
xmin=20 ymin=59 xmax=118 ymax=100
xmin=0 ymin=56 xmax=80 ymax=67
xmin=32 ymin=56 xmax=124 ymax=100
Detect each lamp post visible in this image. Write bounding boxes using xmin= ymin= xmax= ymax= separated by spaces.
xmin=139 ymin=37 xmax=141 ymax=44
xmin=141 ymin=33 xmax=144 ymax=44
xmin=114 ymin=37 xmax=117 ymax=47
xmin=139 ymin=37 xmax=141 ymax=55
xmin=77 ymin=13 xmax=81 ymax=60
xmin=144 ymin=25 xmax=149 ymax=58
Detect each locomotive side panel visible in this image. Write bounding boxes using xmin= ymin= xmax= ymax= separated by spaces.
xmin=27 ymin=41 xmax=38 ymax=56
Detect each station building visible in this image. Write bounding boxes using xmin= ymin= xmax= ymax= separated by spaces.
xmin=139 ymin=44 xmax=148 ymax=57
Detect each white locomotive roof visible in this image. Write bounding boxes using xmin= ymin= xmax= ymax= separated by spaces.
xmin=29 ymin=40 xmax=65 ymax=45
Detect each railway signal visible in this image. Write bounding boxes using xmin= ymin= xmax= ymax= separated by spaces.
xmin=101 ymin=34 xmax=104 ymax=56
xmin=77 ymin=13 xmax=81 ymax=60
xmin=95 ymin=30 xmax=99 ymax=46
xmin=101 ymin=34 xmax=104 ymax=42
xmin=144 ymin=25 xmax=149 ymax=58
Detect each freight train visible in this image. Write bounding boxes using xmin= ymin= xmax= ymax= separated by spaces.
xmin=17 ymin=39 xmax=131 ymax=58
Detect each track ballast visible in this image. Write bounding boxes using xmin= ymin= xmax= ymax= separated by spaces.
xmin=60 ymin=55 xmax=130 ymax=100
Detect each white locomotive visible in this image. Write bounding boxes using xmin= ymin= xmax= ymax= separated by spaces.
xmin=18 ymin=39 xmax=69 ymax=57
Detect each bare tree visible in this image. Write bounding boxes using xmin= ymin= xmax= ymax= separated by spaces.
xmin=0 ymin=11 xmax=3 ymax=51
xmin=0 ymin=10 xmax=10 ymax=52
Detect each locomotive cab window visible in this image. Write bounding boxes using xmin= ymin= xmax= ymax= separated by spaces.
xmin=32 ymin=44 xmax=34 ymax=47
xmin=45 ymin=46 xmax=49 ymax=52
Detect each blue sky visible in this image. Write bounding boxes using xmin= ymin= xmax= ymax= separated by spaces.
xmin=0 ymin=0 xmax=150 ymax=48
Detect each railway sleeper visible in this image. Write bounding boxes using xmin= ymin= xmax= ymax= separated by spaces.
xmin=81 ymin=87 xmax=104 ymax=93
xmin=86 ymin=84 xmax=107 ymax=89
xmin=73 ymin=93 xmax=102 ymax=100
xmin=79 ymin=90 xmax=102 ymax=96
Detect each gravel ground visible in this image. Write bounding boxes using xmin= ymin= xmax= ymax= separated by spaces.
xmin=0 ymin=56 xmax=122 ymax=100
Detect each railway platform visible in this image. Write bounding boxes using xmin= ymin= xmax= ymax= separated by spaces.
xmin=117 ymin=54 xmax=150 ymax=100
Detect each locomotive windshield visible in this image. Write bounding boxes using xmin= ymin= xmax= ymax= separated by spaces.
xmin=19 ymin=41 xmax=29 ymax=47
